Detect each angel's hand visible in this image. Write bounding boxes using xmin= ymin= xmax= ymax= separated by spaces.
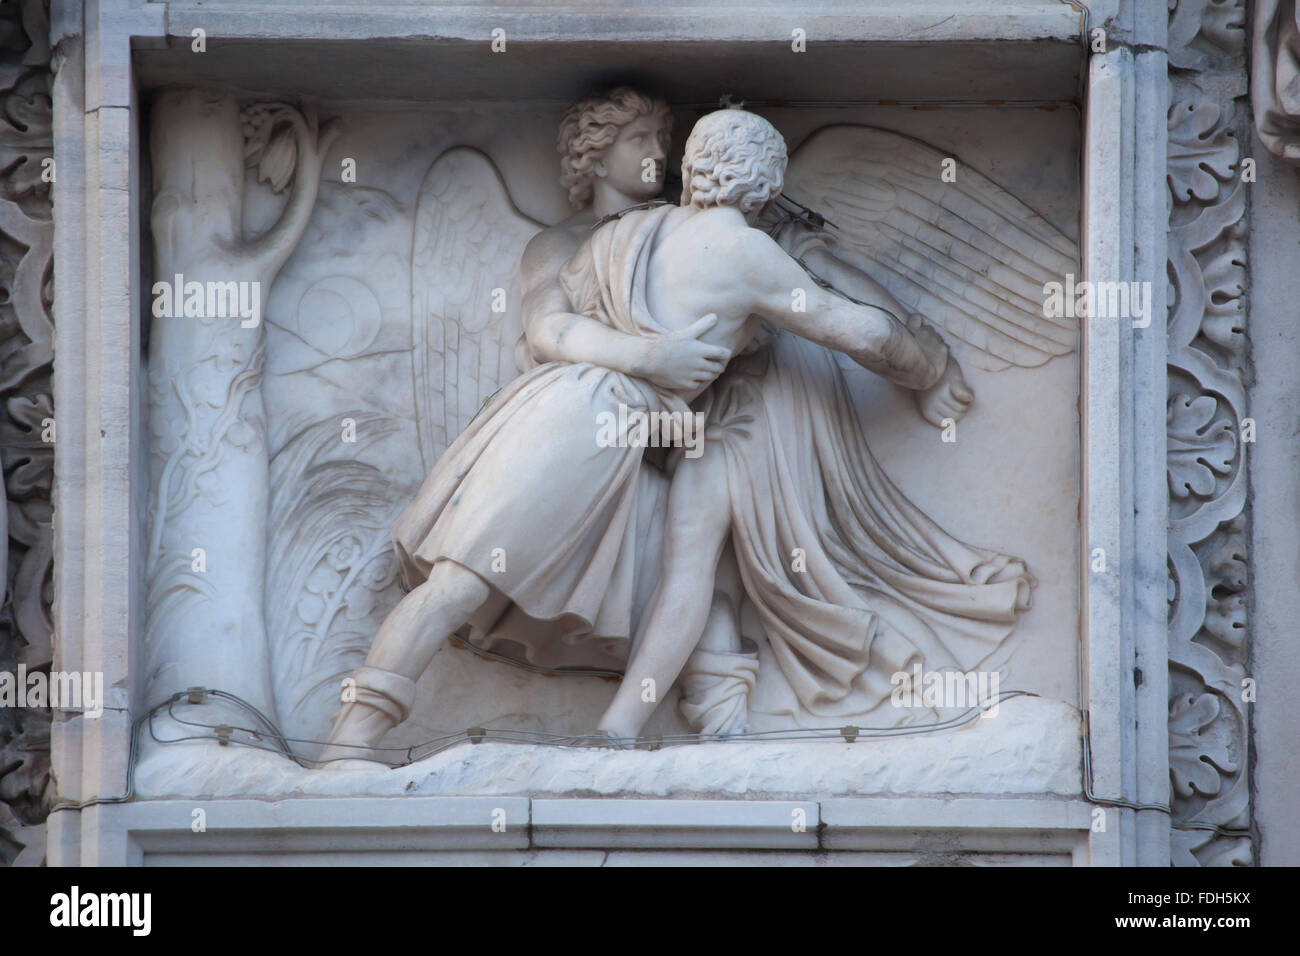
xmin=915 ymin=356 xmax=974 ymax=428
xmin=637 ymin=314 xmax=731 ymax=392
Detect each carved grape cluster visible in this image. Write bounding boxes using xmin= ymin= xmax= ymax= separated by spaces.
xmin=239 ymin=102 xmax=277 ymax=141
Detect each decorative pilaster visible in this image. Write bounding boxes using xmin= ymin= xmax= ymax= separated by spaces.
xmin=1166 ymin=0 xmax=1253 ymax=866
xmin=0 ymin=0 xmax=54 ymax=867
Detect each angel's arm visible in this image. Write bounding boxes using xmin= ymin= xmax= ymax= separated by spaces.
xmin=737 ymin=230 xmax=946 ymax=391
xmin=522 ymin=286 xmax=648 ymax=375
xmin=516 ymin=231 xmax=646 ymax=370
xmin=520 ymin=232 xmax=728 ymax=392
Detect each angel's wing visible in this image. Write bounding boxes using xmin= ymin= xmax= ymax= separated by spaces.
xmin=410 ymin=148 xmax=542 ymax=472
xmin=782 ymin=126 xmax=1079 ymax=370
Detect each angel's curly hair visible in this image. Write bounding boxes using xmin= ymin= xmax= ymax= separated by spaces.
xmin=680 ymin=108 xmax=787 ymax=217
xmin=558 ymin=87 xmax=672 ymax=208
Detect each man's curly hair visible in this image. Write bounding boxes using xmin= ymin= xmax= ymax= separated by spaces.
xmin=680 ymin=108 xmax=787 ymax=217
xmin=557 ymin=87 xmax=672 ymax=208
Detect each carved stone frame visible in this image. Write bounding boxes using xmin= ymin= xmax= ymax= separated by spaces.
xmin=30 ymin=0 xmax=1251 ymax=865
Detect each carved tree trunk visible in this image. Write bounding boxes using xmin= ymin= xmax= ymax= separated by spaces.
xmin=145 ymin=89 xmax=336 ymax=725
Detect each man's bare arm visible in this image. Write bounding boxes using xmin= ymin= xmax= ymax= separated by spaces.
xmin=800 ymin=245 xmax=910 ymax=317
xmin=736 ymin=230 xmax=946 ymax=390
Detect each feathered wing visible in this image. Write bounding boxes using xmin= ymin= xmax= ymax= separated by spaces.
xmin=782 ymin=125 xmax=1080 ymax=370
xmin=409 ymin=147 xmax=542 ymax=472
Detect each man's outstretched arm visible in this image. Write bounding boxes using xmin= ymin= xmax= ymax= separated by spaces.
xmin=735 ymin=229 xmax=947 ymax=391
xmin=798 ymin=242 xmax=974 ymax=425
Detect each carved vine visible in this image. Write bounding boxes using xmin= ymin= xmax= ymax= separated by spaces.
xmin=0 ymin=0 xmax=52 ymax=867
xmin=1166 ymin=1 xmax=1253 ymax=866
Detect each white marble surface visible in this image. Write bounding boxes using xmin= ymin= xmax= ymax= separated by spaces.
xmin=132 ymin=693 xmax=1080 ymax=800
xmin=45 ymin=0 xmax=1182 ymax=872
xmin=250 ymin=101 xmax=1081 ymax=751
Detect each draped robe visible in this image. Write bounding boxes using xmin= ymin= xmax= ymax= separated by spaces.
xmin=392 ymin=205 xmax=685 ymax=670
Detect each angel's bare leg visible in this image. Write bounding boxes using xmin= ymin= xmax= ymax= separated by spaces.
xmin=597 ymin=449 xmax=732 ymax=739
xmin=319 ymin=561 xmax=508 ymax=764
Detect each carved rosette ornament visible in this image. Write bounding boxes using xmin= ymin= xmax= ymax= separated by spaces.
xmin=0 ymin=0 xmax=53 ymax=867
xmin=1167 ymin=0 xmax=1253 ymax=866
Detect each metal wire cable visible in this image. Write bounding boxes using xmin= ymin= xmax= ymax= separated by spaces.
xmin=51 ymin=682 xmax=1245 ymax=839
xmin=140 ymin=686 xmax=1037 ymax=770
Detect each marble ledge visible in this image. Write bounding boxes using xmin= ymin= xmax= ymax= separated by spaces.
xmin=157 ymin=0 xmax=1098 ymax=44
xmin=130 ymin=694 xmax=1083 ymax=801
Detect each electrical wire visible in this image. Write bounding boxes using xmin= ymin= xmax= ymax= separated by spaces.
xmin=136 ymin=686 xmax=1038 ymax=770
xmin=51 ymin=682 xmax=1246 ymax=841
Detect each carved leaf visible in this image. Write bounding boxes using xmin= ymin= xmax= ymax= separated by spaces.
xmin=256 ymin=130 xmax=298 ymax=194
xmin=1166 ymin=393 xmax=1237 ymax=498
xmin=1172 ymin=827 xmax=1252 ymax=867
xmin=1169 ymin=692 xmax=1238 ymax=798
xmin=1166 ymin=0 xmax=1253 ymax=871
xmin=1199 ymin=303 xmax=1244 ymax=355
xmin=1167 ymin=100 xmax=1237 ymax=203
xmin=1196 ymin=226 xmax=1246 ymax=353
xmin=1198 ymin=0 xmax=1246 ymax=53
xmin=241 ymin=103 xmax=300 ymax=194
xmin=1202 ymin=529 xmax=1247 ymax=594
xmin=1 ymin=392 xmax=51 ymax=495
xmin=1168 ymin=0 xmax=1246 ymax=70
xmin=0 ymin=0 xmax=53 ymax=863
xmin=1203 ymin=591 xmax=1246 ymax=650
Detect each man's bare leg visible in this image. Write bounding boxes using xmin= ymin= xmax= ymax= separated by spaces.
xmin=318 ymin=560 xmax=508 ymax=764
xmin=673 ymin=538 xmax=759 ymax=735
xmin=698 ymin=540 xmax=744 ymax=655
xmin=597 ymin=450 xmax=732 ymax=739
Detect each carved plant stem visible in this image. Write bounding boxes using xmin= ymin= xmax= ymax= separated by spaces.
xmin=144 ymin=90 xmax=337 ymax=719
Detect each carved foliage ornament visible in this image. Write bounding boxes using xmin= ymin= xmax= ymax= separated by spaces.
xmin=0 ymin=0 xmax=53 ymax=867
xmin=1167 ymin=0 xmax=1253 ymax=866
